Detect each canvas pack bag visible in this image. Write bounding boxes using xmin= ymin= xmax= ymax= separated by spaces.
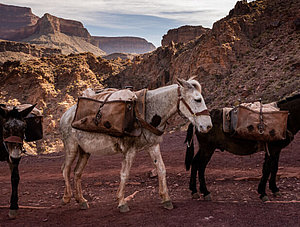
xmin=71 ymin=88 xmax=141 ymax=137
xmin=228 ymin=101 xmax=288 ymax=141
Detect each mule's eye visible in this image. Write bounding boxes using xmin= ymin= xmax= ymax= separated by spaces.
xmin=195 ymin=98 xmax=202 ymax=103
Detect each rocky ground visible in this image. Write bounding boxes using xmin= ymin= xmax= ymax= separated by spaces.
xmin=0 ymin=131 xmax=299 ymax=226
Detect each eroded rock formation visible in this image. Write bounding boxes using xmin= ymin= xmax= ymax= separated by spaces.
xmin=161 ymin=25 xmax=210 ymax=46
xmin=0 ymin=40 xmax=61 ymax=63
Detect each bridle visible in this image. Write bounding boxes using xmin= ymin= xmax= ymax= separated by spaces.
xmin=177 ymin=86 xmax=210 ymax=117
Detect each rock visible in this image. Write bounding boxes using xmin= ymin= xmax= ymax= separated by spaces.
xmin=229 ymin=0 xmax=250 ymax=17
xmin=0 ymin=40 xmax=61 ymax=63
xmin=162 ymin=25 xmax=210 ymax=46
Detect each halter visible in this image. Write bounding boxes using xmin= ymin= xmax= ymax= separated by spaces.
xmin=139 ymin=86 xmax=210 ymax=136
xmin=4 ymin=136 xmax=23 ymax=144
xmin=177 ymin=86 xmax=210 ymax=117
xmin=3 ymin=136 xmax=25 ymax=156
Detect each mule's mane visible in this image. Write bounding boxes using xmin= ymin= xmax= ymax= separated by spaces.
xmin=277 ymin=93 xmax=300 ymax=105
xmin=188 ymin=79 xmax=202 ymax=93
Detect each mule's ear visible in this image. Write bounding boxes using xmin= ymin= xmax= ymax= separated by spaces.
xmin=177 ymin=78 xmax=193 ymax=89
xmin=19 ymin=104 xmax=37 ymax=118
xmin=0 ymin=105 xmax=7 ymax=118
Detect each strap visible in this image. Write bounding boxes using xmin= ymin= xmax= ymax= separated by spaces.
xmin=135 ymin=89 xmax=164 ymax=136
xmin=258 ymin=98 xmax=265 ymax=134
xmin=136 ymin=116 xmax=164 ymax=136
xmin=94 ymin=92 xmax=114 ymax=125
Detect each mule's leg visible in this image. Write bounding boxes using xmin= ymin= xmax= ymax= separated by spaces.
xmin=148 ymin=144 xmax=173 ymax=210
xmin=198 ymin=147 xmax=214 ymax=200
xmin=116 ymin=149 xmax=136 ymax=213
xmin=8 ymin=157 xmax=21 ymax=219
xmin=62 ymin=144 xmax=78 ymax=205
xmin=189 ymin=152 xmax=200 ymax=199
xmin=258 ymin=152 xmax=271 ymax=201
xmin=73 ymin=146 xmax=90 ymax=209
xmin=268 ymin=148 xmax=281 ymax=196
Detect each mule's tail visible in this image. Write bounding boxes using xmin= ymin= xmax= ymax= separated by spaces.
xmin=185 ymin=123 xmax=195 ymax=171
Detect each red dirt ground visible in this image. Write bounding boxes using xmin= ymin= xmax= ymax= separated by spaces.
xmin=0 ymin=131 xmax=299 ymax=227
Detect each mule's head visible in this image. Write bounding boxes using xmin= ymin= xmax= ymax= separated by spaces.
xmin=0 ymin=104 xmax=36 ymax=160
xmin=177 ymin=78 xmax=212 ymax=133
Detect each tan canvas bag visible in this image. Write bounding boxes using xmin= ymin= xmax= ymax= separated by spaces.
xmin=230 ymin=102 xmax=288 ymax=141
xmin=71 ymin=88 xmax=140 ymax=137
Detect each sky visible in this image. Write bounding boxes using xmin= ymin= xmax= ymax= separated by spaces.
xmin=2 ymin=0 xmax=240 ymax=47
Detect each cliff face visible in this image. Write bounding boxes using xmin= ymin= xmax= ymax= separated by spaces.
xmin=34 ymin=13 xmax=91 ymax=38
xmin=161 ymin=25 xmax=210 ymax=46
xmin=20 ymin=14 xmax=106 ymax=56
xmin=93 ymin=37 xmax=156 ymax=54
xmin=0 ymin=5 xmax=91 ymax=41
xmin=106 ymin=0 xmax=300 ymax=107
xmin=0 ymin=3 xmax=39 ymax=40
xmin=0 ymin=3 xmax=38 ymax=28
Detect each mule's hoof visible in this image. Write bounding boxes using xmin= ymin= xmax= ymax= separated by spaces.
xmin=119 ymin=204 xmax=130 ymax=213
xmin=261 ymin=195 xmax=270 ymax=202
xmin=162 ymin=200 xmax=173 ymax=210
xmin=8 ymin=209 xmax=17 ymax=219
xmin=61 ymin=197 xmax=71 ymax=205
xmin=204 ymin=194 xmax=212 ymax=201
xmin=273 ymin=191 xmax=281 ymax=197
xmin=192 ymin=193 xmax=200 ymax=199
xmin=80 ymin=201 xmax=89 ymax=210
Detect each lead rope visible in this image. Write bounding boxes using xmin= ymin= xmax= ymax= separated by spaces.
xmin=186 ymin=125 xmax=196 ymax=148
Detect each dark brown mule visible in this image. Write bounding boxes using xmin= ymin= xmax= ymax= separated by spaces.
xmin=185 ymin=94 xmax=300 ymax=201
xmin=0 ymin=104 xmax=36 ymax=218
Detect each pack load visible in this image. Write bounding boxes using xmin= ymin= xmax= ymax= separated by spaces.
xmin=72 ymin=88 xmax=148 ymax=137
xmin=223 ymin=101 xmax=288 ymax=142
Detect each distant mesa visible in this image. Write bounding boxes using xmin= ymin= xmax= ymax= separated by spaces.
xmin=93 ymin=37 xmax=156 ymax=55
xmin=0 ymin=3 xmax=156 ymax=56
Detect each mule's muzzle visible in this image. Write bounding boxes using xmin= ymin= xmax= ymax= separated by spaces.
xmin=4 ymin=136 xmax=24 ymax=159
xmin=198 ymin=124 xmax=212 ymax=133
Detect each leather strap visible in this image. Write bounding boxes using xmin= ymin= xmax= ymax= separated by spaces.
xmin=135 ymin=89 xmax=164 ymax=136
xmin=136 ymin=116 xmax=164 ymax=136
xmin=94 ymin=92 xmax=114 ymax=125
